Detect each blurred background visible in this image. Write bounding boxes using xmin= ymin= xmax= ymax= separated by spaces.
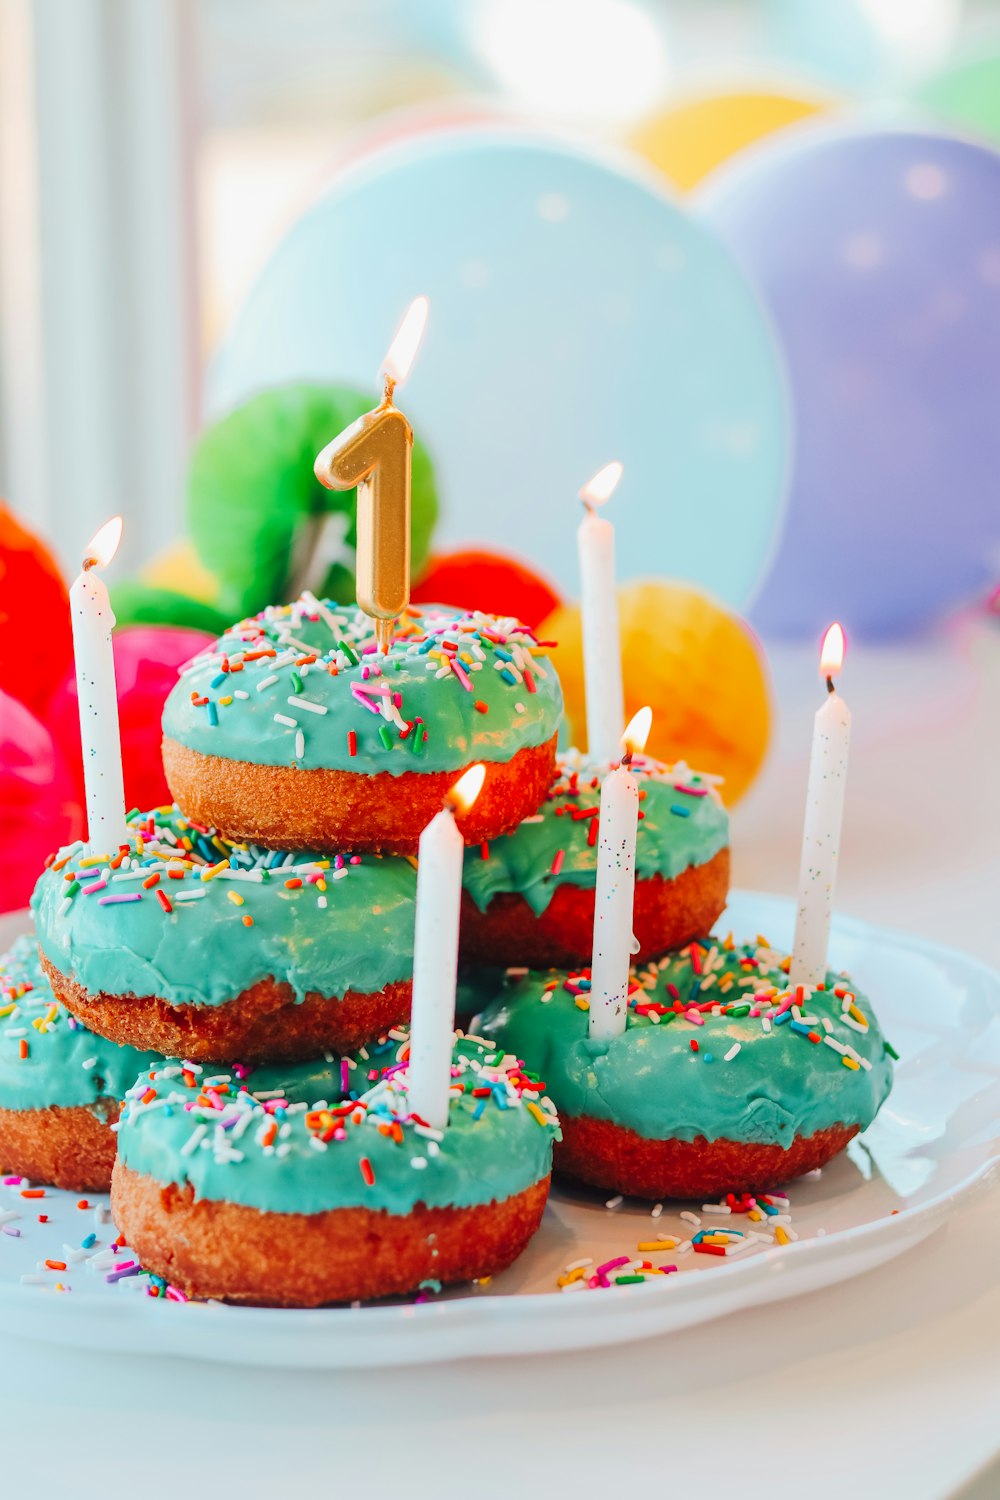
xmin=1 ymin=0 xmax=999 ymax=946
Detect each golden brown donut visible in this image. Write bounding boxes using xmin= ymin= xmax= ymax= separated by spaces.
xmin=474 ymin=939 xmax=894 ymax=1202
xmin=0 ymin=1100 xmax=120 ymax=1193
xmin=553 ymin=1114 xmax=860 ymax=1200
xmin=460 ymin=848 xmax=730 ymax=969
xmin=162 ymin=734 xmax=558 ymax=854
xmin=40 ymin=953 xmax=411 ymax=1064
xmin=111 ymin=1164 xmax=551 ymax=1307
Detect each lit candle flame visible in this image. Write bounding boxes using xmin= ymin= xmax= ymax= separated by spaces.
xmin=621 ymin=705 xmax=653 ymax=758
xmin=580 ymin=460 xmax=623 ymax=509
xmin=820 ymin=622 xmax=846 ymax=679
xmin=445 ymin=762 xmax=486 ymax=815
xmin=381 ymin=296 xmax=429 ymax=390
xmin=83 ymin=516 xmax=124 ymax=571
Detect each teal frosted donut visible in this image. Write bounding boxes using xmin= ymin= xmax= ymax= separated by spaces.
xmin=0 ymin=935 xmax=161 ymax=1191
xmin=460 ymin=752 xmax=730 ymax=968
xmin=111 ymin=1034 xmax=559 ymax=1305
xmin=475 ymin=937 xmax=895 ymax=1199
xmin=161 ymin=597 xmax=563 ymax=852
xmin=31 ymin=807 xmax=417 ymax=1062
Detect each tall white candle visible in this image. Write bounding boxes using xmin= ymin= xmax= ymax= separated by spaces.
xmin=408 ymin=763 xmax=486 ymax=1128
xmin=589 ymin=706 xmax=653 ymax=1041
xmin=69 ymin=517 xmax=128 ymax=854
xmin=790 ymin=624 xmax=851 ymax=988
xmin=578 ymin=461 xmax=625 ymax=763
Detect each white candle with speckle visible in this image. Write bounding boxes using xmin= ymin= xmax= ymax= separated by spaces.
xmin=69 ymin=517 xmax=128 ymax=853
xmin=589 ymin=706 xmax=652 ymax=1041
xmin=790 ymin=624 xmax=851 ymax=988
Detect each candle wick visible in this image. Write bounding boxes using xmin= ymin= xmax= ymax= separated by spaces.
xmin=82 ymin=556 xmax=97 ymax=573
xmin=826 ymin=675 xmax=835 ymax=694
xmin=382 ymin=372 xmax=397 ymax=406
xmin=620 ymin=749 xmax=633 ymax=767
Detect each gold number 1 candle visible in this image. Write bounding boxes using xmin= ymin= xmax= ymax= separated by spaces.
xmin=69 ymin=516 xmax=128 ymax=853
xmin=314 ymin=296 xmax=429 ymax=650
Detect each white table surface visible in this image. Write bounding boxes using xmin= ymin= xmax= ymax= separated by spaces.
xmin=4 ymin=616 xmax=999 ymax=1500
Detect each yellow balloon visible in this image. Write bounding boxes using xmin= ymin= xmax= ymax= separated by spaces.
xmin=541 ymin=580 xmax=772 ymax=806
xmin=631 ymin=89 xmax=831 ymax=192
xmin=142 ymin=537 xmax=221 ymax=606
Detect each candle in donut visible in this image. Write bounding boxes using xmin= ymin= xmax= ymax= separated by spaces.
xmin=790 ymin=623 xmax=851 ymax=988
xmin=68 ymin=516 xmax=128 ymax=853
xmin=408 ymin=762 xmax=486 ymax=1129
xmin=314 ymin=296 xmax=429 ymax=650
xmin=589 ymin=706 xmax=653 ymax=1041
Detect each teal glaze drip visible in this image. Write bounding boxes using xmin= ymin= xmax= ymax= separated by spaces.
xmin=230 ymin=1056 xmax=348 ymax=1105
xmin=31 ymin=808 xmax=416 ymax=1010
xmin=115 ymin=1035 xmax=558 ymax=1216
xmin=0 ymin=935 xmax=161 ymax=1112
xmin=161 ymin=598 xmax=562 ymax=776
xmin=462 ymin=751 xmax=729 ymax=916
xmin=475 ymin=941 xmax=893 ymax=1148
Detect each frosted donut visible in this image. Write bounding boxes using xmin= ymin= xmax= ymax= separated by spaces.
xmin=461 ymin=752 xmax=729 ymax=968
xmin=0 ymin=936 xmax=160 ymax=1191
xmin=31 ymin=808 xmax=417 ymax=1063
xmin=161 ymin=598 xmax=562 ymax=853
xmin=475 ymin=936 xmax=894 ymax=1200
xmin=111 ymin=1033 xmax=559 ymax=1306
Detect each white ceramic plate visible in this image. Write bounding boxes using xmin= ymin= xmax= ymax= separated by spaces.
xmin=1 ymin=891 xmax=998 ymax=1369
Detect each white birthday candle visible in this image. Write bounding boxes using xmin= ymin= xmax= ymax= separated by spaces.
xmin=69 ymin=517 xmax=128 ymax=853
xmin=589 ymin=705 xmax=653 ymax=1041
xmin=790 ymin=623 xmax=851 ymax=988
xmin=408 ymin=763 xmax=486 ymax=1129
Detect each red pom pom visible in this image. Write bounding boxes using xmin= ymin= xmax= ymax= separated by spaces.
xmin=0 ymin=504 xmax=72 ymax=717
xmin=0 ymin=690 xmax=84 ymax=913
xmin=411 ymin=548 xmax=561 ymax=630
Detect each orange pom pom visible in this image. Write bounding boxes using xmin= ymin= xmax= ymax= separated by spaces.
xmin=540 ymin=580 xmax=771 ymax=805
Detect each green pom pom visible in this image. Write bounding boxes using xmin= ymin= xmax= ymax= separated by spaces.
xmin=187 ymin=383 xmax=439 ymax=618
xmin=110 ymin=581 xmax=231 ymax=637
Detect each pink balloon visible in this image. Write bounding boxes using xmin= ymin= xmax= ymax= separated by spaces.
xmin=0 ymin=690 xmax=84 ymax=914
xmin=47 ymin=625 xmax=213 ymax=815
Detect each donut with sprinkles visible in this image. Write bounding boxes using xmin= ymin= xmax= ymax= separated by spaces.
xmin=460 ymin=750 xmax=730 ymax=969
xmin=31 ymin=807 xmax=418 ymax=1062
xmin=0 ymin=935 xmax=161 ymax=1191
xmin=161 ymin=597 xmax=562 ymax=854
xmin=475 ymin=936 xmax=895 ymax=1199
xmin=111 ymin=1031 xmax=559 ymax=1306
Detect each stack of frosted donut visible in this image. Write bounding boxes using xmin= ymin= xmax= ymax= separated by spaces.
xmin=10 ymin=590 xmax=893 ymax=1305
xmin=16 ymin=599 xmax=567 ymax=1303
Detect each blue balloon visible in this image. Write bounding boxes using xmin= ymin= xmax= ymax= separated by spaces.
xmin=209 ymin=128 xmax=788 ymax=610
xmin=701 ymin=125 xmax=1000 ymax=638
xmin=763 ymin=0 xmax=948 ymax=90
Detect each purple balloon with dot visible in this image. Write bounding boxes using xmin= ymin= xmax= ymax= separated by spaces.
xmin=700 ymin=125 xmax=1000 ymax=638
